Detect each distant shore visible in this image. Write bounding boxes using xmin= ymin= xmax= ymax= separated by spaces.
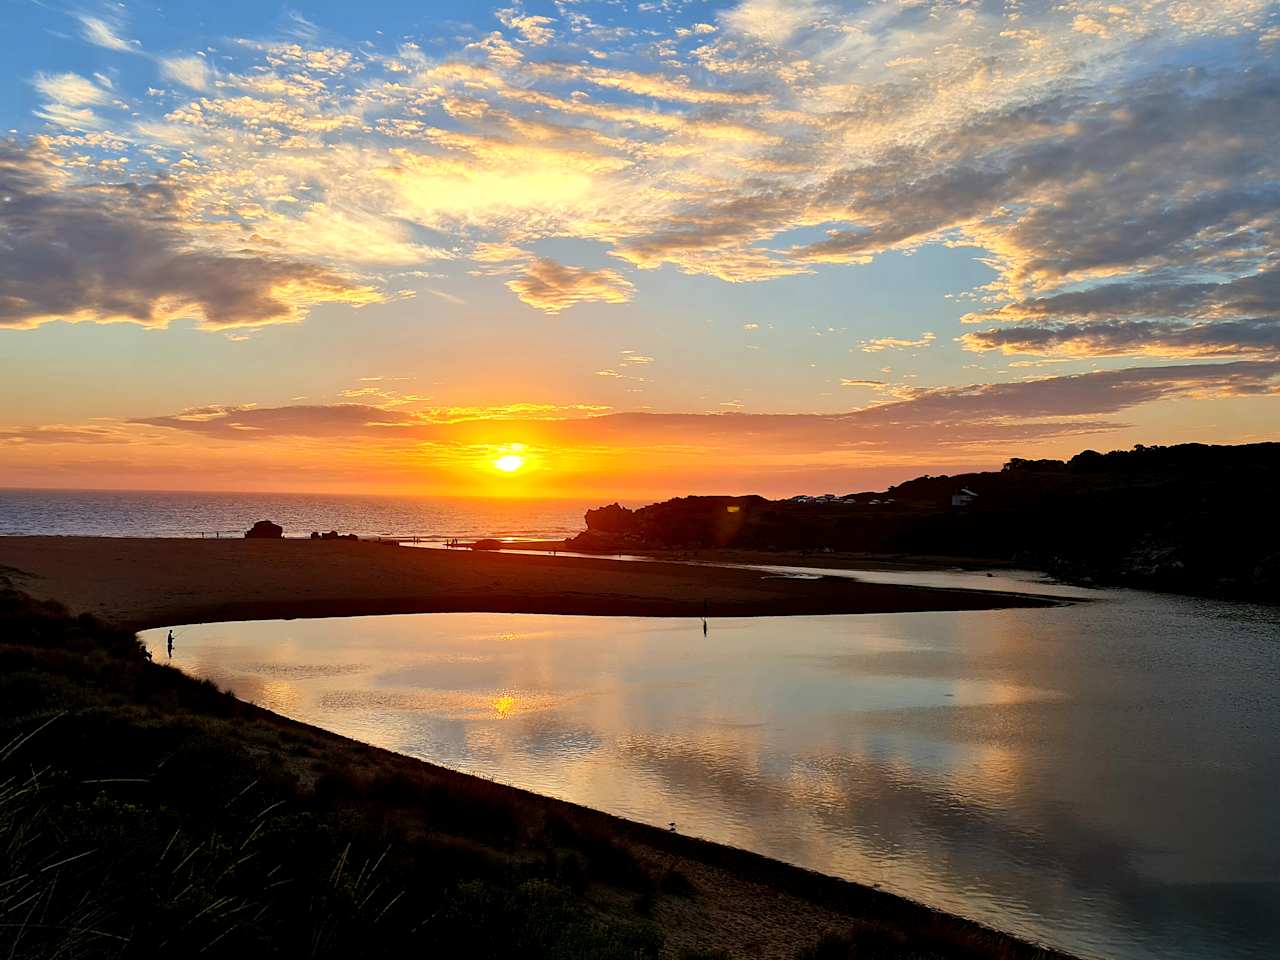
xmin=0 ymin=536 xmax=1059 ymax=631
xmin=492 ymin=540 xmax=1033 ymax=572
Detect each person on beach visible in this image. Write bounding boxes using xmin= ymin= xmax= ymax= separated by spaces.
xmin=167 ymin=629 xmax=174 ymax=658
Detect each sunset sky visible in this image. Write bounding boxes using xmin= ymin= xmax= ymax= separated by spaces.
xmin=1 ymin=0 xmax=1278 ymax=497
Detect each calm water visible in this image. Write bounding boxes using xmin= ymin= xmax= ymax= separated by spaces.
xmin=141 ymin=572 xmax=1280 ymax=960
xmin=0 ymin=488 xmax=589 ymax=540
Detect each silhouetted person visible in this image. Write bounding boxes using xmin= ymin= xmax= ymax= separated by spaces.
xmin=166 ymin=630 xmax=174 ymax=658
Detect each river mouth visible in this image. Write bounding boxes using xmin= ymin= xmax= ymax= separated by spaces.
xmin=141 ymin=567 xmax=1280 ymax=960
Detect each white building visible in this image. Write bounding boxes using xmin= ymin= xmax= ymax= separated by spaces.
xmin=951 ymin=487 xmax=978 ymax=508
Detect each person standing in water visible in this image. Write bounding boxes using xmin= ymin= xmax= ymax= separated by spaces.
xmin=166 ymin=630 xmax=174 ymax=658
xmin=702 ymin=598 xmax=708 ymax=636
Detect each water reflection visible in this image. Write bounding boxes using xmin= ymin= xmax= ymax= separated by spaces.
xmin=144 ymin=585 xmax=1280 ymax=960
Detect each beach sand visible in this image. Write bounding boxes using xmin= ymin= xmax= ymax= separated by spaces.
xmin=0 ymin=536 xmax=1056 ymax=630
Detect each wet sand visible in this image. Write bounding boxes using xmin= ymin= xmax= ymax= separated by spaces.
xmin=0 ymin=536 xmax=1057 ymax=630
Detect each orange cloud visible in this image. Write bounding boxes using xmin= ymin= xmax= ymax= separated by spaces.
xmin=505 ymin=258 xmax=635 ymax=314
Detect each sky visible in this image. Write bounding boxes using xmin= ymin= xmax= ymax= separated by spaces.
xmin=1 ymin=0 xmax=1278 ymax=498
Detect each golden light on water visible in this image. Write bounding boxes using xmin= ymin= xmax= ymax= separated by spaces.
xmin=493 ymin=693 xmax=516 ymax=717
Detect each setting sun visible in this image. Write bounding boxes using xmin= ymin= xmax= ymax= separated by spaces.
xmin=494 ymin=454 xmax=525 ymax=473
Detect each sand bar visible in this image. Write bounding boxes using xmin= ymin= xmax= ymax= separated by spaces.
xmin=0 ymin=536 xmax=1057 ymax=629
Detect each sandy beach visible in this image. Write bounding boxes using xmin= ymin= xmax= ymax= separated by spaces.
xmin=0 ymin=536 xmax=1057 ymax=630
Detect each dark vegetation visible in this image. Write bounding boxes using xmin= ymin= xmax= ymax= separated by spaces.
xmin=0 ymin=589 xmax=664 ymax=958
xmin=570 ymin=443 xmax=1280 ymax=600
xmin=0 ymin=587 xmax=1078 ymax=959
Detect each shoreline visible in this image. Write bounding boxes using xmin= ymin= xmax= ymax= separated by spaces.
xmin=477 ymin=540 xmax=1038 ymax=571
xmin=0 ymin=536 xmax=1061 ymax=632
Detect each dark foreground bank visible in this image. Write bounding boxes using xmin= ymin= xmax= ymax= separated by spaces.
xmin=0 ymin=587 xmax=1077 ymax=960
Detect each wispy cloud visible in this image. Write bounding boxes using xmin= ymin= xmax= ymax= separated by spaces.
xmin=860 ymin=333 xmax=936 ymax=353
xmin=77 ymin=13 xmax=139 ymax=53
xmin=128 ymin=361 xmax=1280 ymax=452
xmin=159 ymin=55 xmax=212 ymax=91
xmin=33 ymin=72 xmax=111 ymax=106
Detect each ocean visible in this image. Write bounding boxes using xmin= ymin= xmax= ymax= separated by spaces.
xmin=0 ymin=488 xmax=593 ymax=541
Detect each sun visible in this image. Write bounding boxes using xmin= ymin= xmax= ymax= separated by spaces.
xmin=493 ymin=454 xmax=525 ymax=473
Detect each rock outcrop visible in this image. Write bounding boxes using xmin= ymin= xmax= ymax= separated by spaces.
xmin=244 ymin=520 xmax=283 ymax=539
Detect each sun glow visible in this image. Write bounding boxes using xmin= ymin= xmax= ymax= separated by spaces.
xmin=493 ymin=453 xmax=525 ymax=473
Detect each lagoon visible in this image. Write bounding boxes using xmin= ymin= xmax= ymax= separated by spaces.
xmin=142 ymin=571 xmax=1280 ymax=960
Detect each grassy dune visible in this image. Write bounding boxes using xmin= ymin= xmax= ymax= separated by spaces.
xmin=0 ymin=587 xmax=1076 ymax=960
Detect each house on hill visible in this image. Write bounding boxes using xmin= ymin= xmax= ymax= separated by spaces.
xmin=951 ymin=487 xmax=978 ymax=508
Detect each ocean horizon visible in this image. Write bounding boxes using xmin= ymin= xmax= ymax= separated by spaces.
xmin=0 ymin=488 xmax=595 ymax=541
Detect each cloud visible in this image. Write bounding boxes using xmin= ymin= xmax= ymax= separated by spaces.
xmin=963 ymin=270 xmax=1280 ymax=326
xmin=496 ymin=8 xmax=555 ymax=45
xmin=721 ymin=0 xmax=823 ymax=46
xmin=12 ymin=0 xmax=1279 ymax=365
xmin=963 ymin=319 xmax=1280 ymax=359
xmin=14 ymin=361 xmax=1269 ymax=494
xmin=128 ymin=361 xmax=1280 ymax=453
xmin=0 ymin=424 xmax=136 ymax=445
xmin=159 ymin=56 xmax=212 ymax=91
xmin=78 ymin=14 xmax=139 ymax=53
xmin=0 ymin=141 xmax=381 ymax=330
xmin=961 ymin=268 xmax=1280 ymax=358
xmin=33 ymin=72 xmax=111 ymax=106
xmin=30 ymin=71 xmax=115 ymax=130
xmin=134 ymin=404 xmax=407 ymax=437
xmin=564 ymin=64 xmax=766 ymax=105
xmin=505 ymin=258 xmax=635 ymax=314
xmin=860 ymin=333 xmax=935 ymax=352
